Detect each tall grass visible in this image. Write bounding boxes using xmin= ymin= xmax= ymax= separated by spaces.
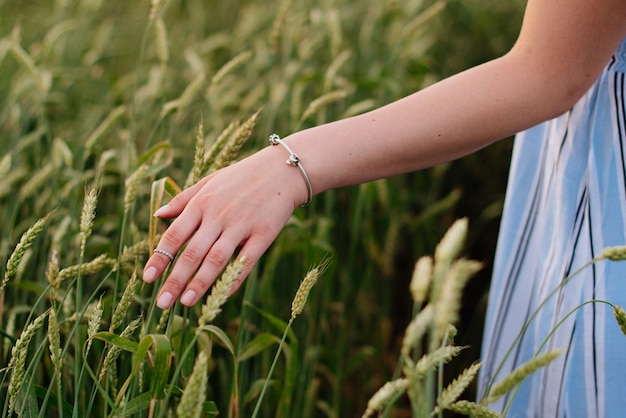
xmin=0 ymin=0 xmax=526 ymax=416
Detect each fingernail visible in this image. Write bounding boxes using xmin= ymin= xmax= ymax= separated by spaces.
xmin=157 ymin=291 xmax=173 ymax=309
xmin=143 ymin=266 xmax=157 ymax=283
xmin=153 ymin=204 xmax=170 ymax=217
xmin=180 ymin=290 xmax=196 ymax=306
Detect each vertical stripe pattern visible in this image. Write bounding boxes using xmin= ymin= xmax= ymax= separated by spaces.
xmin=478 ymin=37 xmax=626 ymax=417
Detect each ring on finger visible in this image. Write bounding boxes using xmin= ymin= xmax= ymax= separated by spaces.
xmin=154 ymin=248 xmax=175 ymax=263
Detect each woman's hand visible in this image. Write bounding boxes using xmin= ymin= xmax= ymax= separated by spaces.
xmin=143 ymin=145 xmax=309 ymax=309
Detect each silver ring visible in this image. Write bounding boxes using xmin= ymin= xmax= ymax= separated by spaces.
xmin=154 ymin=248 xmax=175 ymax=262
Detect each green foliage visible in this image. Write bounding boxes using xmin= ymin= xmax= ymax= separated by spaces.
xmin=0 ymin=0 xmax=524 ymax=417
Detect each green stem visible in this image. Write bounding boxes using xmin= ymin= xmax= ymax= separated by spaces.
xmin=67 ymin=270 xmax=112 ymax=418
xmin=251 ymin=318 xmax=293 ymax=418
xmin=436 ymin=330 xmax=452 ymax=418
xmin=157 ymin=331 xmax=198 ymax=418
xmin=500 ymin=299 xmax=613 ymax=417
xmin=73 ymin=261 xmax=85 ymax=418
xmin=481 ymin=259 xmax=597 ymax=399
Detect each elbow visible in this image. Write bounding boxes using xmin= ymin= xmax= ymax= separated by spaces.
xmin=505 ymin=47 xmax=607 ymax=120
xmin=553 ymin=73 xmax=599 ymax=113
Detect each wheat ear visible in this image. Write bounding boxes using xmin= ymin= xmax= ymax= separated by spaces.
xmin=410 ymin=256 xmax=433 ymax=304
xmin=110 ymin=271 xmax=138 ymax=332
xmin=210 ymin=109 xmax=261 ymax=171
xmin=197 ymin=256 xmax=247 ymax=328
xmin=613 ymin=305 xmax=626 ymax=336
xmin=2 ymin=215 xmax=49 ymax=296
xmin=433 ymin=259 xmax=482 ymax=344
xmin=362 ymin=378 xmax=408 ymax=418
xmin=401 ymin=304 xmax=434 ymax=359
xmin=176 ymin=351 xmax=209 ymax=418
xmin=99 ymin=316 xmax=142 ymax=384
xmin=484 ymin=349 xmax=563 ymax=404
xmin=56 ymin=254 xmax=115 ymax=285
xmin=291 ymin=257 xmax=330 ymax=320
xmin=48 ymin=309 xmax=63 ymax=398
xmin=186 ymin=118 xmax=205 ymax=188
xmin=86 ymin=297 xmax=104 ymax=354
xmin=7 ymin=311 xmax=48 ymax=415
xmin=597 ymin=245 xmax=626 ymax=261
xmin=447 ymin=400 xmax=500 ymax=418
xmin=80 ymin=184 xmax=99 ymax=257
xmin=436 ymin=362 xmax=481 ymax=410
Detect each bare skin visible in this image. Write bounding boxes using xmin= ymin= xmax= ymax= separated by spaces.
xmin=143 ymin=0 xmax=626 ymax=309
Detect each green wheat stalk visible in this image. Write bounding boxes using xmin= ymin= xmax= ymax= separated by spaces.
xmin=251 ymin=257 xmax=330 ymax=418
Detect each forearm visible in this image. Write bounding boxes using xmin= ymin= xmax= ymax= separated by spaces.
xmin=284 ymin=53 xmax=580 ymax=195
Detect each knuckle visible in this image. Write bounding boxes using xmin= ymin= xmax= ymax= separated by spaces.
xmin=192 ymin=193 xmax=222 ymax=214
xmin=170 ymin=187 xmax=193 ymax=206
xmin=180 ymin=246 xmax=204 ymax=264
xmin=192 ymin=192 xmax=212 ymax=207
xmin=240 ymin=253 xmax=256 ymax=271
xmin=162 ymin=228 xmax=185 ymax=247
xmin=190 ymin=274 xmax=213 ymax=292
xmin=252 ymin=224 xmax=280 ymax=243
xmin=206 ymin=249 xmax=228 ymax=267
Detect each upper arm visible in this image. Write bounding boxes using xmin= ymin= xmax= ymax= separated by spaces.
xmin=510 ymin=0 xmax=626 ymax=105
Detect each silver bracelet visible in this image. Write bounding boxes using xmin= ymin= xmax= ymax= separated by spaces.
xmin=269 ymin=134 xmax=313 ymax=206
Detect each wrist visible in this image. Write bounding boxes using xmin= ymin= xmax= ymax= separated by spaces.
xmin=252 ymin=143 xmax=312 ymax=208
xmin=268 ymin=134 xmax=313 ymax=206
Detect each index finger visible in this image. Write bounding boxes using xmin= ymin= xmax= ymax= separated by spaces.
xmin=143 ymin=207 xmax=202 ymax=284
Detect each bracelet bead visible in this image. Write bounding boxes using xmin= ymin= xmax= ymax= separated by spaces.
xmin=269 ymin=134 xmax=313 ymax=206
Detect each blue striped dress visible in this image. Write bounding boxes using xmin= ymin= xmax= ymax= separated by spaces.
xmin=478 ymin=37 xmax=626 ymax=417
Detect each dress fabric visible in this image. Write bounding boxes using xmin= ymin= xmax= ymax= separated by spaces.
xmin=478 ymin=37 xmax=626 ymax=417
